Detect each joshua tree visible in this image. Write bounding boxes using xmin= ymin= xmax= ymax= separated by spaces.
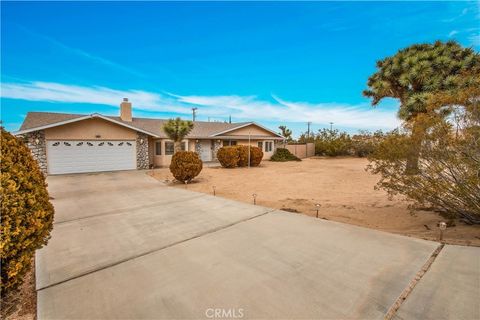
xmin=278 ymin=125 xmax=293 ymax=142
xmin=363 ymin=40 xmax=479 ymax=173
xmin=162 ymin=117 xmax=194 ymax=153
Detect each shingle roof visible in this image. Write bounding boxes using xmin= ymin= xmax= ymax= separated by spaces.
xmin=18 ymin=112 xmax=261 ymax=138
xmin=104 ymin=115 xmax=250 ymax=138
xmin=20 ymin=112 xmax=85 ymax=131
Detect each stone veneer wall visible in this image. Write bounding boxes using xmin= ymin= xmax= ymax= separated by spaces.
xmin=136 ymin=132 xmax=149 ymax=169
xmin=212 ymin=140 xmax=222 ymax=160
xmin=23 ymin=130 xmax=47 ymax=175
xmin=195 ymin=141 xmax=202 ymax=155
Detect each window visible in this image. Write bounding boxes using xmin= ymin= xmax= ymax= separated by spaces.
xmin=155 ymin=141 xmax=162 ymax=155
xmin=257 ymin=141 xmax=263 ymax=149
xmin=223 ymin=140 xmax=237 ymax=146
xmin=181 ymin=141 xmax=187 ymax=151
xmin=265 ymin=141 xmax=273 ymax=152
xmin=165 ymin=142 xmax=174 ymax=155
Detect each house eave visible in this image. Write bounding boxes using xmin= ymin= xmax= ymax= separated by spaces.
xmin=14 ymin=113 xmax=160 ymax=138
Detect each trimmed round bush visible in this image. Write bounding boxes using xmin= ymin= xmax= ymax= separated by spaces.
xmin=1 ymin=128 xmax=54 ymax=294
xmin=270 ymin=148 xmax=301 ymax=162
xmin=217 ymin=147 xmax=240 ymax=168
xmin=169 ymin=151 xmax=203 ymax=183
xmin=249 ymin=146 xmax=263 ymax=167
xmin=234 ymin=145 xmax=249 ymax=167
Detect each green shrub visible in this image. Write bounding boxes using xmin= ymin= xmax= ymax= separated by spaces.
xmin=351 ymin=130 xmax=385 ymax=157
xmin=270 ymin=148 xmax=301 ymax=162
xmin=315 ymin=129 xmax=352 ymax=156
xmin=217 ymin=147 xmax=239 ymax=168
xmin=169 ymin=151 xmax=203 ymax=183
xmin=1 ymin=128 xmax=54 ymax=294
xmin=249 ymin=146 xmax=263 ymax=167
xmin=234 ymin=145 xmax=249 ymax=167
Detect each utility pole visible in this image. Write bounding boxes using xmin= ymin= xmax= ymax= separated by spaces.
xmin=329 ymin=122 xmax=334 ymax=131
xmin=192 ymin=107 xmax=198 ymax=121
xmin=307 ymin=122 xmax=312 ymax=140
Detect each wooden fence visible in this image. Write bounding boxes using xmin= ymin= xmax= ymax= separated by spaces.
xmin=284 ymin=143 xmax=315 ymax=159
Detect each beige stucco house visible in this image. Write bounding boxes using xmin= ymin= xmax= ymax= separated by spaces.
xmin=15 ymin=98 xmax=284 ymax=175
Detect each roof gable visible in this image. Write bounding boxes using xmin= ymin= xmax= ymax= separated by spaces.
xmin=211 ymin=122 xmax=284 ymax=138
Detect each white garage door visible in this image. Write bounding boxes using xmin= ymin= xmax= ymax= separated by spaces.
xmin=47 ymin=140 xmax=136 ymax=174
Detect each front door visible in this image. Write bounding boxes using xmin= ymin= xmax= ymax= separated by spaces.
xmin=199 ymin=140 xmax=212 ymax=162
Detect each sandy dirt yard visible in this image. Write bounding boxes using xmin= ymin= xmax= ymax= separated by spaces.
xmin=151 ymin=157 xmax=480 ymax=246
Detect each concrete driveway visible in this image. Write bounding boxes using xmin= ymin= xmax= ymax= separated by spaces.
xmin=37 ymin=171 xmax=479 ymax=319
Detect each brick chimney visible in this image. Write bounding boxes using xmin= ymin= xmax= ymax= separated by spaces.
xmin=120 ymin=98 xmax=132 ymax=122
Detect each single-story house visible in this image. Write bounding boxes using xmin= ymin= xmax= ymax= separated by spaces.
xmin=15 ymin=98 xmax=285 ymax=175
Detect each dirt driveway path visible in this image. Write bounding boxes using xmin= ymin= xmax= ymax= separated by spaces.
xmin=37 ymin=171 xmax=479 ymax=319
xmin=151 ymin=158 xmax=480 ymax=246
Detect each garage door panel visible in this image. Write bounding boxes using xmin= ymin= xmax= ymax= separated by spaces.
xmin=47 ymin=140 xmax=136 ymax=174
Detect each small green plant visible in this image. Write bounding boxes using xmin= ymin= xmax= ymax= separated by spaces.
xmin=217 ymin=147 xmax=240 ymax=168
xmin=1 ymin=128 xmax=54 ymax=294
xmin=169 ymin=151 xmax=203 ymax=183
xmin=270 ymin=148 xmax=301 ymax=162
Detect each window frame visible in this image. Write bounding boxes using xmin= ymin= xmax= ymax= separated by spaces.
xmin=165 ymin=141 xmax=175 ymax=155
xmin=265 ymin=141 xmax=273 ymax=152
xmin=155 ymin=141 xmax=162 ymax=156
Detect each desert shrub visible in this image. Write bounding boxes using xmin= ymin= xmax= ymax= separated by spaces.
xmin=314 ymin=129 xmax=352 ymax=156
xmin=249 ymin=146 xmax=263 ymax=166
xmin=367 ymin=107 xmax=480 ymax=224
xmin=351 ymin=130 xmax=385 ymax=157
xmin=234 ymin=145 xmax=249 ymax=167
xmin=217 ymin=146 xmax=239 ymax=168
xmin=169 ymin=151 xmax=203 ymax=183
xmin=1 ymin=128 xmax=54 ymax=294
xmin=270 ymin=148 xmax=301 ymax=162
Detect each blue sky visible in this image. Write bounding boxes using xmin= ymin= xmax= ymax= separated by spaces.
xmin=1 ymin=1 xmax=478 ymax=136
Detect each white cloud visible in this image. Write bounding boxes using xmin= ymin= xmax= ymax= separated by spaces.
xmin=1 ymin=81 xmax=400 ymax=131
xmin=468 ymin=33 xmax=480 ymax=46
xmin=19 ymin=26 xmax=145 ymax=77
xmin=448 ymin=30 xmax=459 ymax=37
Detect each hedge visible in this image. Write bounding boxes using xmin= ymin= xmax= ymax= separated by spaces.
xmin=234 ymin=145 xmax=249 ymax=167
xmin=249 ymin=146 xmax=263 ymax=167
xmin=270 ymin=148 xmax=301 ymax=162
xmin=1 ymin=128 xmax=54 ymax=294
xmin=169 ymin=151 xmax=203 ymax=183
xmin=217 ymin=147 xmax=240 ymax=168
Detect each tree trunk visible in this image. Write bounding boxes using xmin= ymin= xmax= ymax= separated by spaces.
xmin=405 ymin=121 xmax=424 ymax=175
xmin=174 ymin=141 xmax=182 ymax=154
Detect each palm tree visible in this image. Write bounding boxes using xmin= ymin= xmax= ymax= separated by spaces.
xmin=363 ymin=40 xmax=479 ymax=173
xmin=162 ymin=117 xmax=194 ymax=153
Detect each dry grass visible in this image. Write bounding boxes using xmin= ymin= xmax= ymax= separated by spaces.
xmin=1 ymin=259 xmax=36 ymax=320
xmin=151 ymin=157 xmax=480 ymax=246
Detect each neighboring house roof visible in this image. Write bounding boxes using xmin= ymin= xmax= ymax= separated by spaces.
xmin=15 ymin=112 xmax=284 ymax=139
